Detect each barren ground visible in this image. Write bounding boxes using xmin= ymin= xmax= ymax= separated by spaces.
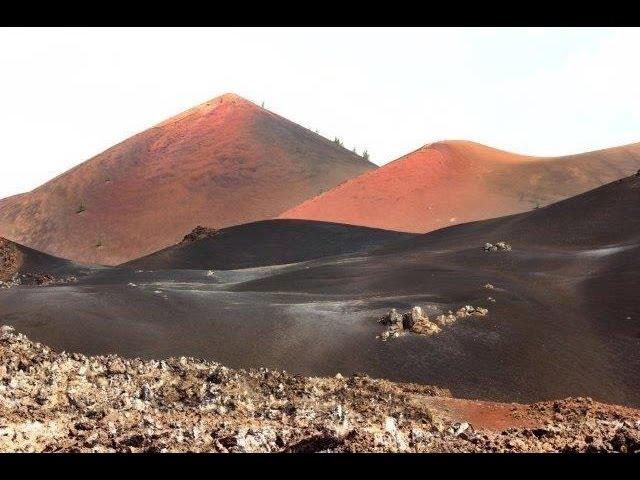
xmin=1 ymin=326 xmax=639 ymax=453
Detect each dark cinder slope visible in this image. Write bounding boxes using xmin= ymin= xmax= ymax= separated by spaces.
xmin=232 ymin=174 xmax=640 ymax=405
xmin=3 ymin=175 xmax=640 ymax=407
xmin=0 ymin=94 xmax=375 ymax=265
xmin=0 ymin=237 xmax=81 ymax=281
xmin=124 ymin=220 xmax=417 ymax=270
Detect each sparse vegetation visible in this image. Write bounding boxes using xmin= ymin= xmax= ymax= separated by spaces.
xmin=362 ymin=149 xmax=370 ymax=161
xmin=95 ymin=240 xmax=103 ymax=248
xmin=333 ymin=137 xmax=343 ymax=147
xmin=76 ymin=202 xmax=86 ymax=214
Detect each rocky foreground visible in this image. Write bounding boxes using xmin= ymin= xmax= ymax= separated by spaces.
xmin=1 ymin=325 xmax=639 ymax=453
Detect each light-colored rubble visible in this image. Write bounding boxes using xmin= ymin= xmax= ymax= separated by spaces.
xmin=1 ymin=326 xmax=639 ymax=453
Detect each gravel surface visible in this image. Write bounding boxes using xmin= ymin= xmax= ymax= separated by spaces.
xmin=1 ymin=325 xmax=639 ymax=453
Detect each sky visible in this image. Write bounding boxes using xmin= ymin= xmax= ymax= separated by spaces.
xmin=1 ymin=27 xmax=640 ymax=198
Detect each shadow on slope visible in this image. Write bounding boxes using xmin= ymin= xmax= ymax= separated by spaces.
xmin=123 ymin=220 xmax=416 ymax=270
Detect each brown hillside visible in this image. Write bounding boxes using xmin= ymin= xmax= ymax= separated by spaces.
xmin=280 ymin=140 xmax=640 ymax=233
xmin=0 ymin=94 xmax=375 ymax=264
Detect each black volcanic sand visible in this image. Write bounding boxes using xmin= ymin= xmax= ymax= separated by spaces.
xmin=1 ymin=176 xmax=640 ymax=407
xmin=123 ymin=219 xmax=416 ymax=270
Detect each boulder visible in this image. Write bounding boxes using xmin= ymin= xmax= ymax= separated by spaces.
xmin=495 ymin=242 xmax=512 ymax=251
xmin=483 ymin=242 xmax=511 ymax=252
xmin=181 ymin=226 xmax=218 ymax=244
xmin=483 ymin=243 xmax=496 ymax=252
xmin=455 ymin=306 xmax=474 ymax=318
xmin=379 ymin=309 xmax=402 ymax=326
xmin=0 ymin=325 xmax=15 ymax=336
xmin=139 ymin=384 xmax=154 ymax=401
xmin=456 ymin=305 xmax=488 ymax=318
xmin=435 ymin=311 xmax=457 ymax=327
xmin=410 ymin=320 xmax=441 ymax=337
xmin=402 ymin=306 xmax=426 ymax=329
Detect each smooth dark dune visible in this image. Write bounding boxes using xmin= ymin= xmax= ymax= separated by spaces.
xmin=1 ymin=175 xmax=639 ymax=407
xmin=123 ymin=219 xmax=417 ymax=270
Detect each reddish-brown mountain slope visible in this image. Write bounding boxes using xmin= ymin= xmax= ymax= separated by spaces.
xmin=279 ymin=140 xmax=640 ymax=233
xmin=0 ymin=94 xmax=375 ymax=265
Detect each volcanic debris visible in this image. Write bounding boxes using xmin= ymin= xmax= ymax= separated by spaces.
xmin=378 ymin=305 xmax=488 ymax=341
xmin=0 ymin=272 xmax=78 ymax=289
xmin=483 ymin=242 xmax=512 ymax=252
xmin=1 ymin=240 xmax=19 ymax=282
xmin=1 ymin=327 xmax=640 ymax=453
xmin=181 ymin=226 xmax=219 ymax=244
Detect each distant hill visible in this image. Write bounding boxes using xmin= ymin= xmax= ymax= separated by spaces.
xmin=0 ymin=94 xmax=375 ymax=265
xmin=280 ymin=140 xmax=640 ymax=233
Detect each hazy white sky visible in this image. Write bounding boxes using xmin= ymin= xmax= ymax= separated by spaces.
xmin=1 ymin=27 xmax=640 ymax=198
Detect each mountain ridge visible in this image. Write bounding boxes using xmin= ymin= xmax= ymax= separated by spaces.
xmin=0 ymin=93 xmax=376 ymax=265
